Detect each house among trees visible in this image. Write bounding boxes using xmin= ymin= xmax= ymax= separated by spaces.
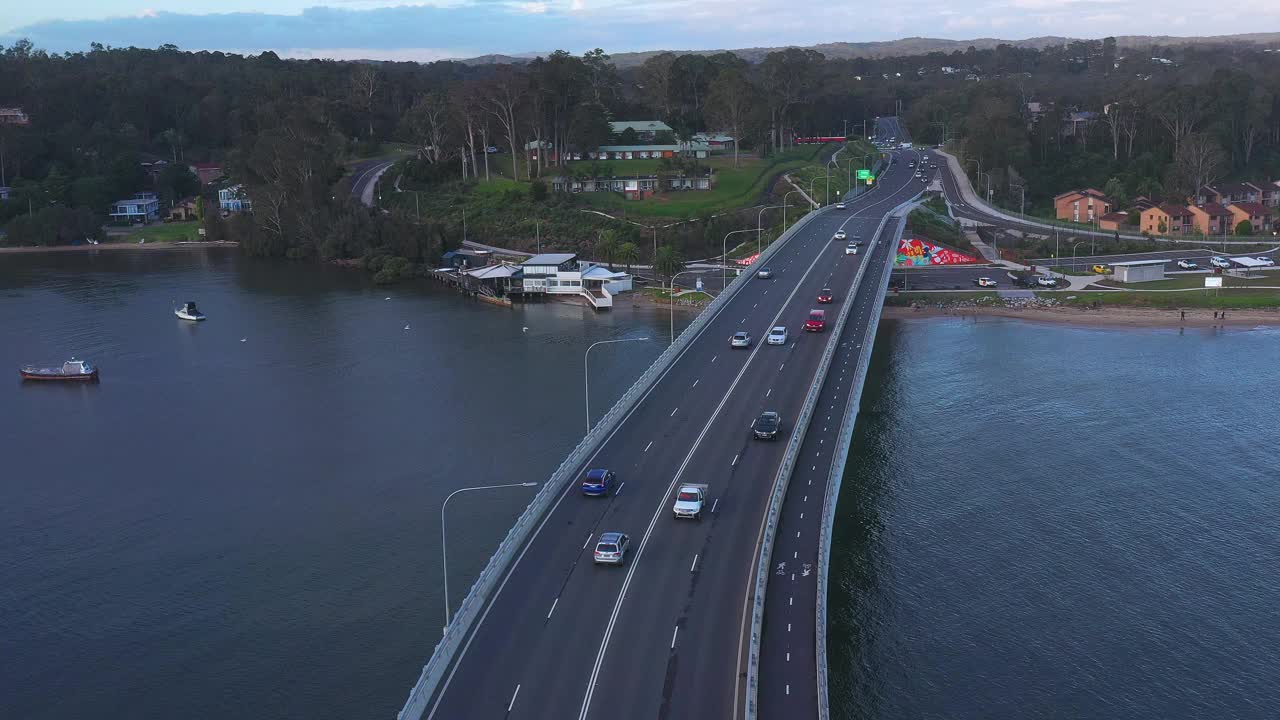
xmin=218 ymin=184 xmax=252 ymax=213
xmin=1226 ymin=203 xmax=1273 ymax=234
xmin=609 ymin=120 xmax=673 ymax=142
xmin=1054 ymin=189 xmax=1112 ymax=223
xmin=189 ymin=162 xmax=225 ymax=186
xmin=109 ymin=192 xmax=160 ymax=224
xmin=1196 ymin=182 xmax=1264 ymax=206
xmin=517 ymin=252 xmax=630 ymax=310
xmin=0 ymin=107 xmax=30 ymax=125
xmin=168 ymin=197 xmax=200 ymax=222
xmin=1097 ymin=211 xmax=1129 ymax=231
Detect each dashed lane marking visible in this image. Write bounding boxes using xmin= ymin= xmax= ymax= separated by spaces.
xmin=670 ymin=626 xmax=679 ymax=649
xmin=508 ymin=685 xmax=521 ymax=713
xmin=644 ymin=441 xmax=653 ymax=452
xmin=547 ymin=598 xmax=559 ymax=619
xmin=582 ymin=533 xmax=592 ymax=550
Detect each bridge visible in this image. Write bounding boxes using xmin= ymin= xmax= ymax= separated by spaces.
xmin=398 ymin=124 xmax=927 ymax=720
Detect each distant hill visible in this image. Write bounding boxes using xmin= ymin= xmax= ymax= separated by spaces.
xmin=462 ymin=32 xmax=1280 ymax=67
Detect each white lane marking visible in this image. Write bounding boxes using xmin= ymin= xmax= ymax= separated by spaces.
xmin=787 ymin=652 xmax=791 ymax=662
xmin=692 ymin=379 xmax=699 ymax=388
xmin=582 ymin=533 xmax=593 ymax=549
xmin=800 ymin=512 xmax=804 ymax=519
xmin=779 ymin=363 xmax=785 ymax=372
xmin=712 ymin=498 xmax=720 ymax=513
xmin=712 ymin=355 xmax=718 ymax=363
xmin=766 ymin=388 xmax=772 ymax=397
xmin=616 ymin=482 xmax=625 ymax=496
xmin=690 ymin=554 xmax=699 ymax=572
xmin=788 ymin=623 xmax=792 ymax=632
xmin=804 ymin=495 xmax=808 ymax=502
xmin=644 ymin=441 xmax=653 ymax=452
xmin=796 ymin=531 xmax=801 ymax=538
xmin=790 ymin=596 xmax=793 ymax=606
xmin=508 ymin=685 xmax=521 ymax=712
xmin=670 ymin=407 xmax=679 ymax=417
xmin=547 ymin=597 xmax=559 ymax=619
xmin=732 ymin=454 xmax=739 ymax=466
xmin=671 ymin=626 xmax=680 ymax=649
xmin=793 ymin=551 xmax=797 ymax=559
xmin=740 ymin=318 xmax=746 ymax=324
xmin=786 ymin=685 xmax=791 ymax=696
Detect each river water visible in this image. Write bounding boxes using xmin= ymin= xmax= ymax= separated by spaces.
xmin=2 ymin=251 xmax=1277 ymax=719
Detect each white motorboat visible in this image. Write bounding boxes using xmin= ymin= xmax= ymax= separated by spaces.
xmin=175 ymin=301 xmax=207 ymax=321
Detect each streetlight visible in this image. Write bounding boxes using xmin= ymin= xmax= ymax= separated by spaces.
xmin=722 ymin=228 xmax=756 ymax=289
xmin=756 ymin=204 xmax=791 ymax=257
xmin=1072 ymin=241 xmax=1087 ymax=272
xmin=668 ymin=269 xmax=709 ymax=343
xmin=966 ymin=159 xmax=981 ymax=203
xmin=584 ymin=337 xmax=650 ymax=432
xmin=807 ymin=174 xmax=822 ymax=202
xmin=782 ymin=190 xmax=804 ymax=231
xmin=441 ymin=481 xmax=539 ymax=631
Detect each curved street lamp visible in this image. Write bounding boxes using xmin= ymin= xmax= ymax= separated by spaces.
xmin=721 ymin=228 xmax=757 ymax=289
xmin=668 ymin=269 xmax=710 ymax=344
xmin=441 ymin=481 xmax=539 ymax=631
xmin=584 ymin=337 xmax=650 ymax=432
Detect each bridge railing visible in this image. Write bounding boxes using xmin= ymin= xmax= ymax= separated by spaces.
xmin=396 ymin=205 xmax=829 ymax=720
xmin=815 ymin=204 xmax=916 ymax=720
xmin=745 ymin=193 xmax=920 ymax=720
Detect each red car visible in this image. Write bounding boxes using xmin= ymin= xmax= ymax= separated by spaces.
xmin=805 ymin=309 xmax=826 ymax=332
xmin=817 ymin=288 xmax=834 ymax=304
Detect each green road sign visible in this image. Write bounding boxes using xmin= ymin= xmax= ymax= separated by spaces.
xmin=856 ymin=169 xmax=872 ymax=180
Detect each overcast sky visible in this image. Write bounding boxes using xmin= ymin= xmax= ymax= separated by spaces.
xmin=2 ymin=1 xmax=1277 ymax=61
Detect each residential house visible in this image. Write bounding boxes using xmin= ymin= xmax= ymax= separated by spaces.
xmin=1140 ymin=204 xmax=1193 ymax=234
xmin=1061 ymin=111 xmax=1099 ymax=138
xmin=518 ymin=252 xmax=630 ymax=310
xmin=109 ymin=192 xmax=161 ymax=224
xmin=441 ymin=249 xmax=491 ymax=270
xmin=140 ymin=159 xmax=169 ymax=182
xmin=1054 ymin=189 xmax=1112 ymax=223
xmin=0 ymin=107 xmax=30 ymax=125
xmin=692 ymin=133 xmax=735 ymax=151
xmin=1262 ymin=182 xmax=1280 ymax=208
xmin=218 ymin=184 xmax=252 ymax=213
xmin=1097 ymin=211 xmax=1129 ymax=231
xmin=1226 ymin=202 xmax=1273 ymax=234
xmin=1186 ymin=203 xmax=1232 ymax=235
xmin=595 ymin=145 xmax=681 ymax=160
xmin=551 ymin=171 xmax=713 ymax=199
xmin=1130 ymin=196 xmax=1156 ymax=213
xmin=461 ymin=262 xmax=523 ymax=297
xmin=168 ymin=197 xmax=200 ymax=222
xmin=608 ymin=120 xmax=673 ymax=142
xmin=189 ymin=162 xmax=225 ymax=186
xmin=1197 ymin=182 xmax=1263 ymax=206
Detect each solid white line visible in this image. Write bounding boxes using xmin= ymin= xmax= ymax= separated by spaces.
xmin=508 ymin=684 xmax=521 ymax=712
xmin=547 ymin=598 xmax=559 ymax=619
xmin=671 ymin=625 xmax=679 ymax=649
xmin=644 ymin=441 xmax=653 ymax=452
xmin=690 ymin=554 xmax=699 ymax=572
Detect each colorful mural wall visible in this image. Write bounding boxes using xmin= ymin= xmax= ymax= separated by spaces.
xmin=896 ymin=237 xmax=979 ymax=266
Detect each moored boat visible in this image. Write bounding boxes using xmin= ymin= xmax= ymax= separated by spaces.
xmin=175 ymin=301 xmax=206 ymax=321
xmin=20 ymin=359 xmax=99 ymax=382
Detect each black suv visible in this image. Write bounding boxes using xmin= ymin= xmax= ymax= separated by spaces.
xmin=753 ymin=411 xmax=782 ymax=440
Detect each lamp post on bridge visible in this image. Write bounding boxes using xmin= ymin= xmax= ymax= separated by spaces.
xmin=668 ymin=269 xmax=710 ymax=344
xmin=756 ymin=204 xmax=792 ymax=257
xmin=584 ymin=337 xmax=650 ymax=433
xmin=1072 ymin=241 xmax=1088 ymax=273
xmin=722 ymin=228 xmax=757 ymax=289
xmin=441 ymin=481 xmax=539 ymax=632
xmin=782 ymin=190 xmax=805 ymax=231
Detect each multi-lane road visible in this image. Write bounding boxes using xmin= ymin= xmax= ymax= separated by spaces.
xmin=415 ymin=143 xmax=923 ymax=720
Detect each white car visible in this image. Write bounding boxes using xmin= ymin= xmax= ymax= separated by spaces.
xmin=845 ymin=243 xmax=858 ymax=255
xmin=836 ymin=202 xmax=846 ymax=210
xmin=766 ymin=326 xmax=788 ymax=345
xmin=757 ymin=267 xmax=773 ymax=279
xmin=1176 ymin=259 xmax=1199 ymax=270
xmin=730 ymin=331 xmax=751 ymax=348
xmin=834 ymin=230 xmax=847 ymax=240
xmin=974 ymin=277 xmax=998 ymax=288
xmin=1256 ymin=256 xmax=1275 ymax=266
xmin=1036 ymin=275 xmax=1058 ymax=287
xmin=1210 ymin=256 xmax=1231 ymax=269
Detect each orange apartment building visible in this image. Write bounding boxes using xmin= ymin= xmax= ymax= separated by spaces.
xmin=1140 ymin=204 xmax=1194 ymax=234
xmin=1054 ymin=189 xmax=1112 ymax=223
xmin=1187 ymin=203 xmax=1233 ymax=235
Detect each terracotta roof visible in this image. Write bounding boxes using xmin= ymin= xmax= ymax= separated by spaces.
xmin=1054 ymin=188 xmax=1109 ymax=201
xmin=1099 ymin=212 xmax=1128 ymax=222
xmin=1229 ymin=202 xmax=1271 ymax=215
xmin=1199 ymin=202 xmax=1231 ymax=216
xmin=1214 ymin=182 xmax=1262 ymax=196
xmin=1154 ymin=203 xmax=1191 ymax=217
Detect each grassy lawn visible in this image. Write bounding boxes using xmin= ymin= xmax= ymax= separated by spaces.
xmin=1060 ymin=290 xmax=1280 ymax=309
xmin=884 ymin=291 xmax=1000 ymax=306
xmin=1096 ymin=273 xmax=1280 ymax=291
xmin=118 ymin=221 xmax=202 ymax=244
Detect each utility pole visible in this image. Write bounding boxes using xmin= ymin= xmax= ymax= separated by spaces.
xmin=536 ymin=218 xmax=541 ymax=253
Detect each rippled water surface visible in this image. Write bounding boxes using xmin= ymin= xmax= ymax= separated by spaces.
xmin=830 ymin=317 xmax=1280 ymax=720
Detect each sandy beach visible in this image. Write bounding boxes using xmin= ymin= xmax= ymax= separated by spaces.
xmin=882 ymin=303 xmax=1280 ymax=328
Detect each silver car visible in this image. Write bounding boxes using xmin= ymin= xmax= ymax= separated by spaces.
xmin=594 ymin=532 xmax=630 ymax=565
xmin=756 ymin=267 xmax=773 ymax=279
xmin=730 ymin=331 xmax=751 ymax=348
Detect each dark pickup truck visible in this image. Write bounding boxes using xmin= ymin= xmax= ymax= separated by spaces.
xmin=753 ymin=411 xmax=782 ymax=440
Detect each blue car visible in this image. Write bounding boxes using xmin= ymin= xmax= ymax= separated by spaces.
xmin=581 ymin=468 xmax=615 ymax=496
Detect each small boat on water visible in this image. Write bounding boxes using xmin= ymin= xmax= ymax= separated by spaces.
xmin=20 ymin=359 xmax=99 ymax=382
xmin=175 ymin=301 xmax=207 ymax=321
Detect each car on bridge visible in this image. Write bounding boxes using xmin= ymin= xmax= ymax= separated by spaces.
xmin=836 ymin=202 xmax=846 ymax=210
xmin=834 ymin=229 xmax=847 ymax=240
xmin=805 ymin=309 xmax=826 ymax=332
xmin=593 ymin=532 xmax=630 ymax=565
xmin=1177 ymin=259 xmax=1199 ymax=270
xmin=730 ymin=331 xmax=751 ymax=348
xmin=757 ymin=267 xmax=773 ymax=279
xmin=973 ymin=277 xmax=998 ymax=288
xmin=581 ymin=468 xmax=615 ymax=496
xmin=767 ymin=326 xmax=788 ymax=345
xmin=817 ymin=288 xmax=834 ymax=303
xmin=845 ymin=243 xmax=858 ymax=255
xmin=753 ymin=411 xmax=782 ymax=440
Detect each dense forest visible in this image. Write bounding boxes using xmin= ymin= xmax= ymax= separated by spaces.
xmin=1 ymin=37 xmax=1278 ymax=266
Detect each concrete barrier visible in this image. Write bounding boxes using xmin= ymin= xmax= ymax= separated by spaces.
xmin=815 ymin=204 xmax=917 ymax=720
xmin=745 ymin=194 xmax=919 ymax=720
xmin=396 ymin=206 xmax=830 ymax=720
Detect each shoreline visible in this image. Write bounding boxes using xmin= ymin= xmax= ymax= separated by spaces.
xmin=0 ymin=241 xmax=239 ymax=255
xmin=882 ymin=304 xmax=1280 ymax=328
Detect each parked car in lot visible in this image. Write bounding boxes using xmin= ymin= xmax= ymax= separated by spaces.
xmin=845 ymin=243 xmax=858 ymax=255
xmin=753 ymin=411 xmax=782 ymax=440
xmin=730 ymin=331 xmax=751 ymax=348
xmin=767 ymin=326 xmax=788 ymax=345
xmin=834 ymin=229 xmax=847 ymax=240
xmin=593 ymin=532 xmax=630 ymax=564
xmin=817 ymin=288 xmax=834 ymax=303
xmin=805 ymin=309 xmax=826 ymax=332
xmin=973 ymin=277 xmax=997 ymax=287
xmin=1036 ymin=275 xmax=1058 ymax=287
xmin=1092 ymin=264 xmax=1110 ymax=274
xmin=1177 ymin=259 xmax=1199 ymax=270
xmin=1210 ymin=256 xmax=1232 ymax=269
xmin=836 ymin=202 xmax=846 ymax=209
xmin=1257 ymin=256 xmax=1275 ymax=266
xmin=581 ymin=468 xmax=615 ymax=496
xmin=757 ymin=267 xmax=773 ymax=279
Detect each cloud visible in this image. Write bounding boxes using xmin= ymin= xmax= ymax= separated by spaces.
xmin=515 ymin=1 xmax=550 ymax=12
